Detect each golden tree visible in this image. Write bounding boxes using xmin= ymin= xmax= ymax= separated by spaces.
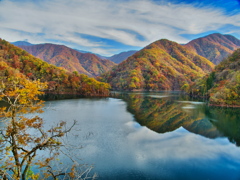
xmin=0 ymin=77 xmax=80 ymax=180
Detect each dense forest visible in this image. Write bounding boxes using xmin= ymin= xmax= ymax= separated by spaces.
xmin=100 ymin=39 xmax=214 ymax=91
xmin=189 ymin=49 xmax=240 ymax=106
xmin=0 ymin=39 xmax=111 ymax=96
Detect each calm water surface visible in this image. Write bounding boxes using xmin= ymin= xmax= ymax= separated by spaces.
xmin=40 ymin=92 xmax=240 ymax=180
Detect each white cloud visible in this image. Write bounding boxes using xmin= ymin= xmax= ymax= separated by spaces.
xmin=0 ymin=0 xmax=240 ymax=55
xmin=90 ymin=47 xmax=118 ymax=56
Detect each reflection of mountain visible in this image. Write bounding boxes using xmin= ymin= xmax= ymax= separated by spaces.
xmin=114 ymin=93 xmax=240 ymax=147
xmin=183 ymin=118 xmax=220 ymax=139
xmin=113 ymin=93 xmax=221 ymax=139
xmin=205 ymin=107 xmax=240 ymax=146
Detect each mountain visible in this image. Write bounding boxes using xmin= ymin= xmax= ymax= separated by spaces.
xmin=15 ymin=43 xmax=116 ymax=77
xmin=184 ymin=33 xmax=240 ymax=64
xmin=0 ymin=38 xmax=110 ymax=96
xmin=108 ymin=50 xmax=137 ymax=64
xmin=190 ymin=48 xmax=240 ymax=106
xmin=12 ymin=41 xmax=34 ymax=46
xmin=100 ymin=39 xmax=215 ymax=91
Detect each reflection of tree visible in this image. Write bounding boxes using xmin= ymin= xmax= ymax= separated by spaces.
xmin=205 ymin=107 xmax=240 ymax=146
xmin=113 ymin=93 xmax=221 ymax=139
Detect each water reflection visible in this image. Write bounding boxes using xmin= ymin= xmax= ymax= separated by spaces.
xmin=112 ymin=92 xmax=240 ymax=146
xmin=2 ymin=93 xmax=240 ymax=179
xmin=205 ymin=107 xmax=240 ymax=146
xmin=31 ymin=95 xmax=240 ymax=179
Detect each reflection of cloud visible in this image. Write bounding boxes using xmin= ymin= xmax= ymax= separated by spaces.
xmin=0 ymin=0 xmax=240 ymax=55
xmin=178 ymin=101 xmax=205 ymax=104
xmin=41 ymin=98 xmax=240 ymax=179
xmin=182 ymin=105 xmax=195 ymax=109
xmin=123 ymin=120 xmax=240 ymax=165
xmin=178 ymin=101 xmax=205 ymax=110
xmin=148 ymin=95 xmax=170 ymax=98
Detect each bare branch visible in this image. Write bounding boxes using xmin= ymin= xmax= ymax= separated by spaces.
xmin=16 ymin=147 xmax=29 ymax=153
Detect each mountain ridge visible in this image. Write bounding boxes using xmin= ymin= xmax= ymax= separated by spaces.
xmin=108 ymin=50 xmax=138 ymax=64
xmin=12 ymin=41 xmax=34 ymax=46
xmin=16 ymin=43 xmax=116 ymax=77
xmin=12 ymin=33 xmax=240 ymax=66
xmin=184 ymin=33 xmax=240 ymax=64
xmin=100 ymin=39 xmax=215 ymax=91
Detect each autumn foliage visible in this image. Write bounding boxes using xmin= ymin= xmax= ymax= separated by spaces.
xmin=0 ymin=72 xmax=95 ymax=179
xmin=189 ymin=49 xmax=240 ymax=106
xmin=0 ymin=39 xmax=110 ymax=97
xmin=100 ymin=39 xmax=214 ymax=91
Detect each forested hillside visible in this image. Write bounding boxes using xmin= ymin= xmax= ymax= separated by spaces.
xmin=0 ymin=39 xmax=110 ymax=96
xmin=100 ymin=39 xmax=214 ymax=91
xmin=190 ymin=49 xmax=240 ymax=106
xmin=16 ymin=43 xmax=116 ymax=77
xmin=185 ymin=33 xmax=240 ymax=64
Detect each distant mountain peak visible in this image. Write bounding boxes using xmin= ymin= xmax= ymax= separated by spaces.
xmin=184 ymin=33 xmax=240 ymax=64
xmin=12 ymin=41 xmax=34 ymax=46
xmin=108 ymin=50 xmax=137 ymax=64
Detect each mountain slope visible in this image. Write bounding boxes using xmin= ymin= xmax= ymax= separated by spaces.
xmin=190 ymin=48 xmax=240 ymax=106
xmin=100 ymin=39 xmax=214 ymax=91
xmin=184 ymin=33 xmax=240 ymax=64
xmin=108 ymin=50 xmax=137 ymax=64
xmin=16 ymin=43 xmax=116 ymax=77
xmin=0 ymin=38 xmax=110 ymax=96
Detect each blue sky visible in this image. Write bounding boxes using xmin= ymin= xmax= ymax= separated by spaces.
xmin=0 ymin=0 xmax=240 ymax=56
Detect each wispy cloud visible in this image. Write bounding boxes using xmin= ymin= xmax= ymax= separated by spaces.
xmin=0 ymin=0 xmax=240 ymax=55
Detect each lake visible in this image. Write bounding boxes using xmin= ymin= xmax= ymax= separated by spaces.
xmin=40 ymin=92 xmax=240 ymax=180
